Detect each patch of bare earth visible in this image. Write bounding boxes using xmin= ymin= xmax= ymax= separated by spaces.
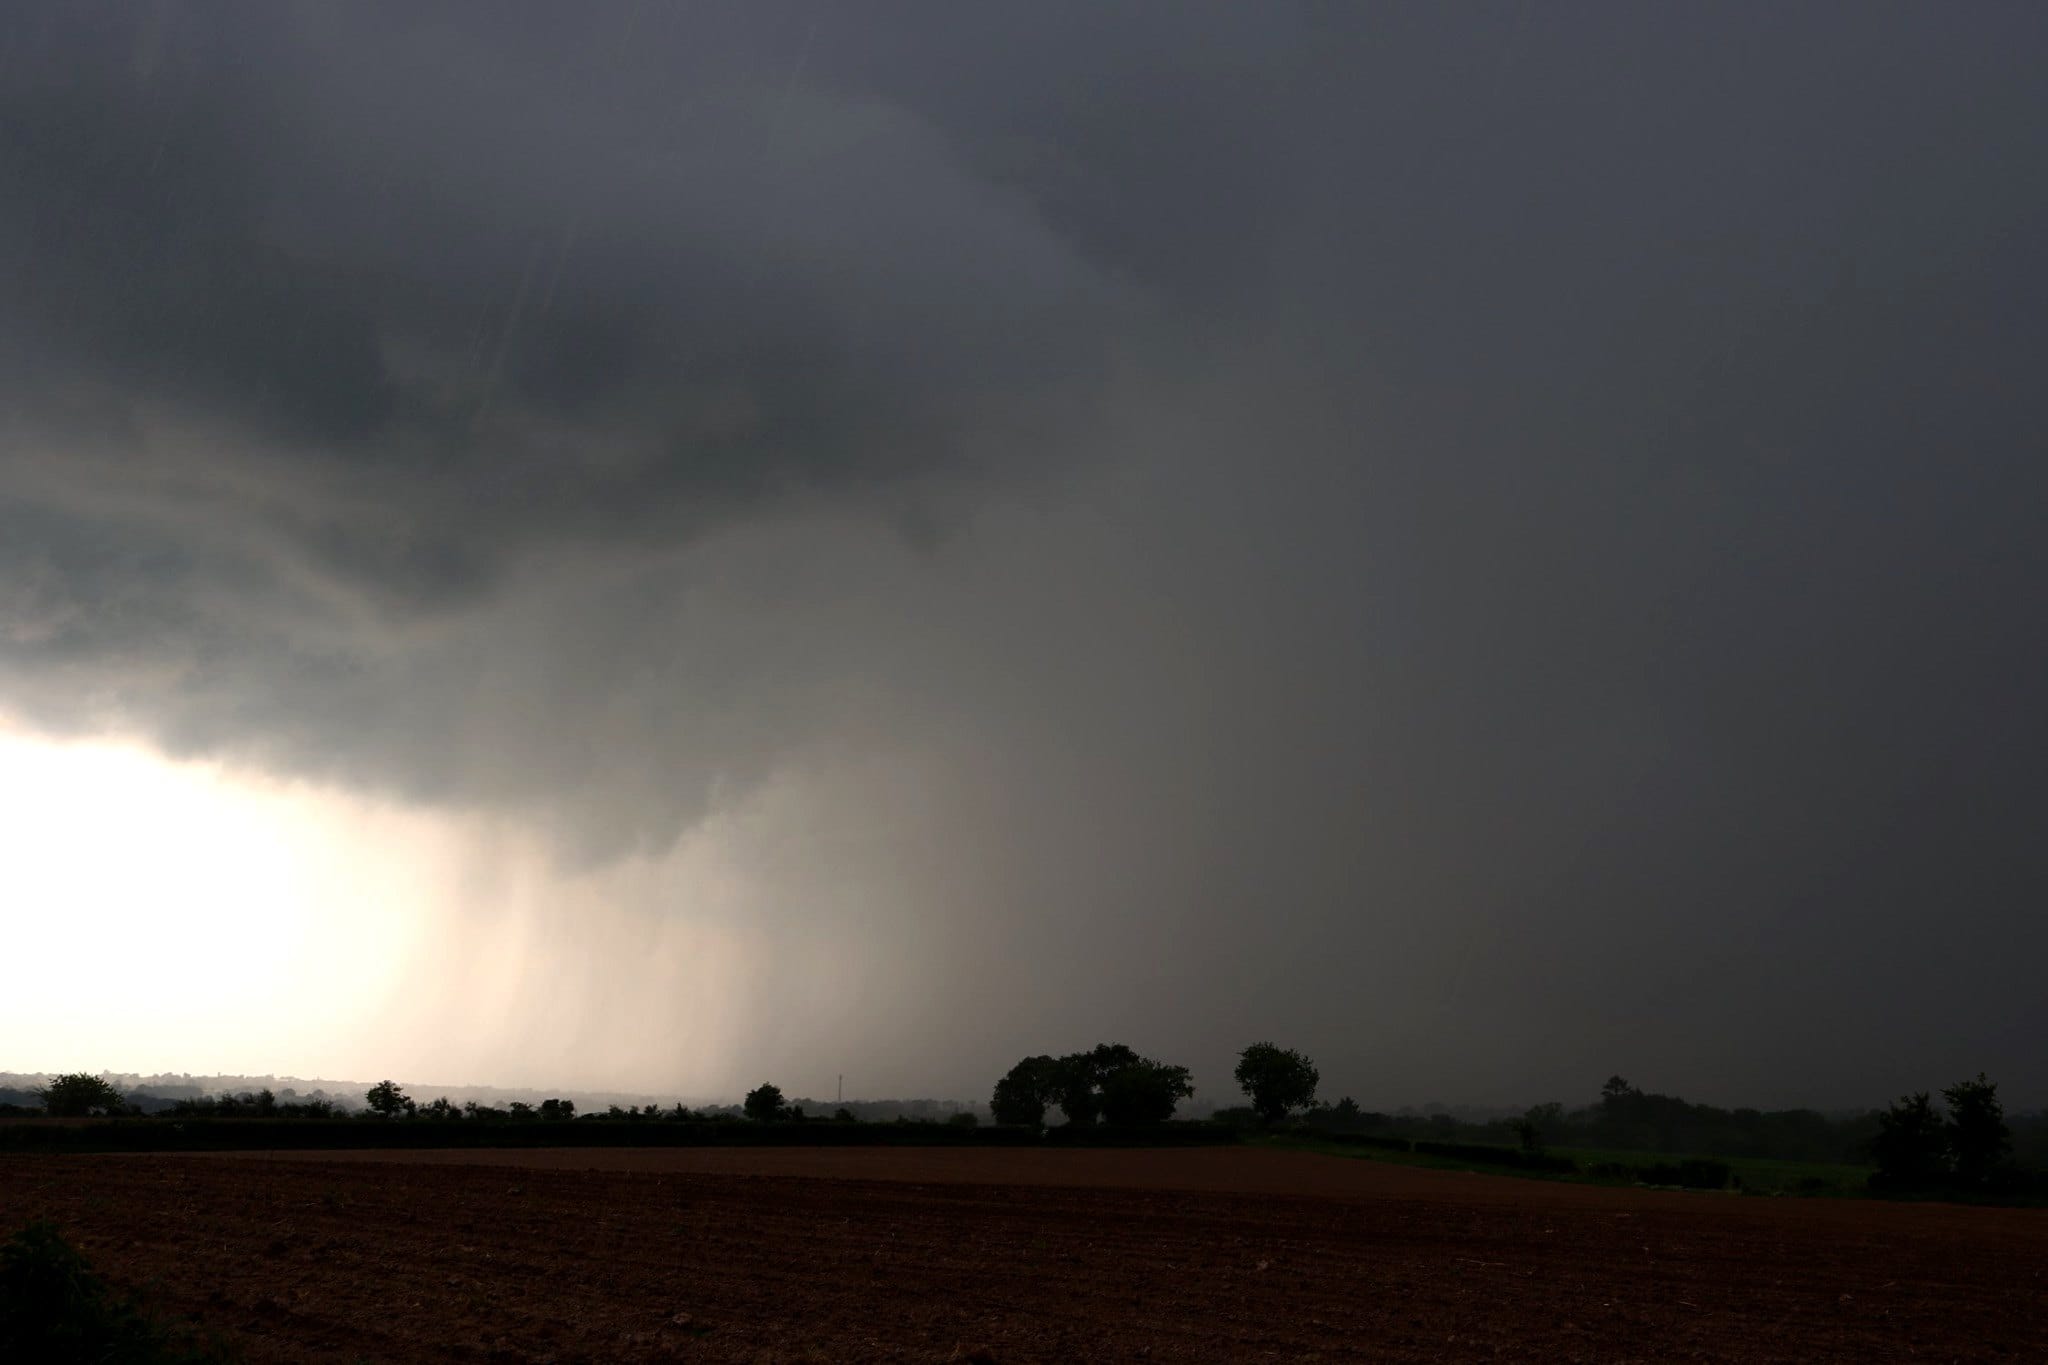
xmin=1 ymin=1148 xmax=2041 ymax=1361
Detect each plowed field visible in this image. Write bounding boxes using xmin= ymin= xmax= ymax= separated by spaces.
xmin=2 ymin=1147 xmax=2041 ymax=1362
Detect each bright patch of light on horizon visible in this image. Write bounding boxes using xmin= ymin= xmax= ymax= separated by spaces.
xmin=0 ymin=722 xmax=838 ymax=1096
xmin=0 ymin=724 xmax=439 ymax=1074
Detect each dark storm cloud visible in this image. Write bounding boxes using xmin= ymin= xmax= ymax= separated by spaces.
xmin=4 ymin=4 xmax=2047 ymax=1105
xmin=2 ymin=4 xmax=1113 ymax=601
xmin=0 ymin=0 xmax=1125 ymax=829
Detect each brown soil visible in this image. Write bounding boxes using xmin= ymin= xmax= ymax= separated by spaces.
xmin=2 ymin=1147 xmax=2041 ymax=1362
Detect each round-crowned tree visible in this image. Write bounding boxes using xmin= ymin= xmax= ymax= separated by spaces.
xmin=991 ymin=1045 xmax=1192 ymax=1126
xmin=35 ymin=1074 xmax=127 ymax=1118
xmin=1054 ymin=1044 xmax=1142 ymax=1125
xmin=742 ymin=1083 xmax=787 ymax=1122
xmin=1099 ymin=1061 xmax=1195 ymax=1125
xmin=991 ymin=1055 xmax=1058 ymax=1126
xmin=1234 ymin=1043 xmax=1320 ymax=1123
xmin=364 ymin=1080 xmax=411 ymax=1117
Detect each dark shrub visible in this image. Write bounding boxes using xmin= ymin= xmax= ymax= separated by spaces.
xmin=0 ymin=1221 xmax=219 ymax=1362
xmin=1637 ymin=1159 xmax=1731 ymax=1189
xmin=1322 ymin=1133 xmax=1412 ymax=1154
xmin=1209 ymin=1105 xmax=1263 ymax=1128
xmin=1411 ymin=1140 xmax=1576 ymax=1174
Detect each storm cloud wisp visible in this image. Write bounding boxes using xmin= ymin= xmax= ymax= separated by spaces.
xmin=2 ymin=4 xmax=2045 ymax=1107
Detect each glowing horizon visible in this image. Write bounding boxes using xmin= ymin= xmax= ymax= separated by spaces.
xmin=0 ymin=723 xmax=785 ymax=1095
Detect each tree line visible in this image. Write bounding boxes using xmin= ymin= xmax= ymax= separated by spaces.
xmin=1260 ymin=1072 xmax=2044 ymax=1176
xmin=21 ymin=1060 xmax=2042 ymax=1197
xmin=12 ymin=1073 xmax=960 ymax=1128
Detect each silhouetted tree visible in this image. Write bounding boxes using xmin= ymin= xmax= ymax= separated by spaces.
xmin=1233 ymin=1043 xmax=1319 ymax=1123
xmin=833 ymin=1107 xmax=855 ymax=1123
xmin=537 ymin=1098 xmax=576 ymax=1121
xmin=34 ymin=1074 xmax=126 ymax=1118
xmin=743 ymin=1083 xmax=787 ymax=1122
xmin=364 ymin=1080 xmax=410 ymax=1117
xmin=1057 ymin=1044 xmax=1144 ymax=1125
xmin=1872 ymin=1092 xmax=1948 ymax=1188
xmin=1943 ymin=1073 xmax=2010 ymax=1188
xmin=1595 ymin=1075 xmax=1654 ymax=1146
xmin=993 ymin=1045 xmax=1192 ymax=1126
xmin=1082 ymin=1043 xmax=1142 ymax=1077
xmin=1045 ymin=1067 xmax=1095 ymax=1123
xmin=991 ymin=1055 xmax=1060 ymax=1126
xmin=1100 ymin=1060 xmax=1195 ymax=1124
xmin=506 ymin=1101 xmax=534 ymax=1119
xmin=1517 ymin=1102 xmax=1565 ymax=1151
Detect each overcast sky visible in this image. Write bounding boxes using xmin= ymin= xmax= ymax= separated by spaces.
xmin=3 ymin=4 xmax=2044 ymax=1110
